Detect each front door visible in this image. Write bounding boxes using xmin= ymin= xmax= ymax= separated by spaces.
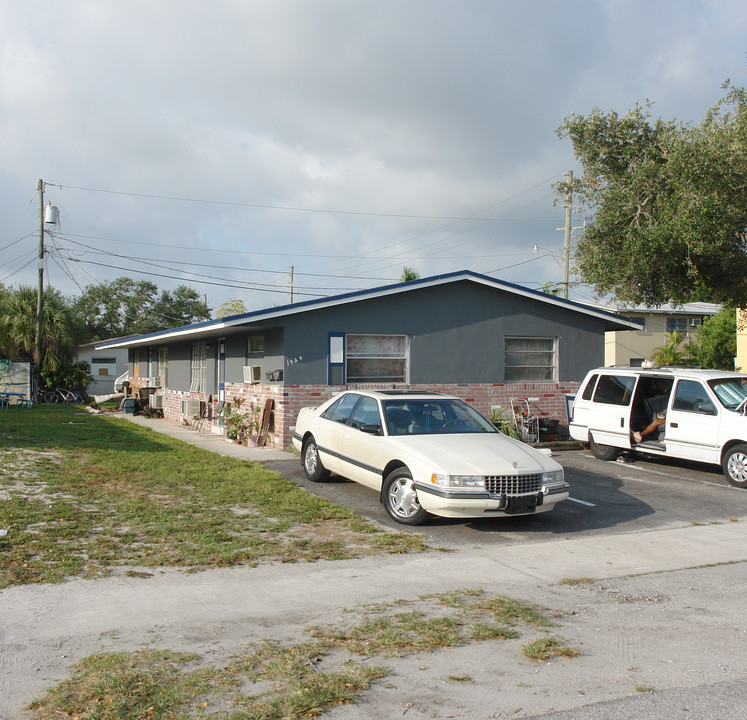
xmin=217 ymin=339 xmax=226 ymax=402
xmin=664 ymin=379 xmax=721 ymax=464
xmin=338 ymin=395 xmax=385 ymax=489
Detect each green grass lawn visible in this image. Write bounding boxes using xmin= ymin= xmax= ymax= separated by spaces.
xmin=0 ymin=405 xmax=426 ymax=588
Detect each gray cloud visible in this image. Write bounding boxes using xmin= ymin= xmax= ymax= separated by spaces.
xmin=1 ymin=0 xmax=745 ymax=309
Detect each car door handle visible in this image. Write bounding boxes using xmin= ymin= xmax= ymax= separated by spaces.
xmin=670 ymin=422 xmax=678 ymax=428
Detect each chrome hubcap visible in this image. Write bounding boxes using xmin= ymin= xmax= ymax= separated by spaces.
xmin=727 ymin=452 xmax=747 ymax=483
xmin=305 ymin=443 xmax=318 ymax=474
xmin=388 ymin=476 xmax=421 ymax=518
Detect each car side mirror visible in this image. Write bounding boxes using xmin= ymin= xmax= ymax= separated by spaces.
xmin=360 ymin=423 xmax=383 ymax=436
xmin=697 ymin=401 xmax=717 ymax=415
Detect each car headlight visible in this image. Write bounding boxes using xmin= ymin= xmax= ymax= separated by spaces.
xmin=541 ymin=469 xmax=566 ymax=494
xmin=430 ymin=473 xmax=485 ymax=490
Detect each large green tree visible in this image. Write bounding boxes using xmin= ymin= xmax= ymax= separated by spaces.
xmin=152 ymin=286 xmax=210 ymax=329
xmin=72 ymin=278 xmax=210 ymax=340
xmin=214 ymin=297 xmax=247 ymax=318
xmin=692 ymin=308 xmax=737 ymax=370
xmin=557 ymin=83 xmax=747 ymax=306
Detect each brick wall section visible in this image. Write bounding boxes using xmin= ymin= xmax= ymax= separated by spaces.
xmin=161 ymin=384 xmax=288 ymax=447
xmin=161 ymin=381 xmax=580 ymax=449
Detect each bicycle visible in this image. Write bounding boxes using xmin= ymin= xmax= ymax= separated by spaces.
xmin=43 ymin=388 xmax=86 ymax=404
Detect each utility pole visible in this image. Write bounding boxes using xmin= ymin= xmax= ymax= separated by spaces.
xmin=290 ymin=265 xmax=294 ymax=304
xmin=561 ymin=170 xmax=573 ymax=300
xmin=33 ymin=179 xmax=45 ymax=401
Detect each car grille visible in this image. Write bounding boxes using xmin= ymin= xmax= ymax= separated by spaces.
xmin=485 ymin=474 xmax=542 ymax=497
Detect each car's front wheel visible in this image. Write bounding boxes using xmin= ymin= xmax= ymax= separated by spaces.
xmin=589 ymin=434 xmax=619 ymax=461
xmin=302 ymin=437 xmax=330 ymax=482
xmin=383 ymin=468 xmax=429 ymax=525
xmin=722 ymin=444 xmax=747 ymax=488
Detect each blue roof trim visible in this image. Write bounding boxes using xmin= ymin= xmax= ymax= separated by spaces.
xmin=95 ymin=270 xmax=639 ymax=348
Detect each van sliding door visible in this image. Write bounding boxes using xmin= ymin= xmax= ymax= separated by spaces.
xmin=588 ymin=374 xmax=636 ymax=449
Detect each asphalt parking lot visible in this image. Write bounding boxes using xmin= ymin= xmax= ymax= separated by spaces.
xmin=267 ymin=447 xmax=747 ymax=546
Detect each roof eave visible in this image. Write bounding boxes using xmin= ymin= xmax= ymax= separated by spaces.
xmin=96 ymin=270 xmax=642 ymax=348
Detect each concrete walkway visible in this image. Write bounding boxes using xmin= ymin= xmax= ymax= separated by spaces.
xmin=109 ymin=409 xmax=293 ymax=461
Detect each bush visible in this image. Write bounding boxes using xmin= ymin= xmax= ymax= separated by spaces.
xmin=41 ymin=360 xmax=93 ymax=398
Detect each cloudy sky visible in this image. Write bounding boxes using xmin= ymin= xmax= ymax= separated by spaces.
xmin=1 ymin=0 xmax=745 ymax=313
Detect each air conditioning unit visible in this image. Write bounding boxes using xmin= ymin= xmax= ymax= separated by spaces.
xmin=689 ymin=318 xmax=702 ymax=327
xmin=149 ymin=394 xmax=163 ymax=409
xmin=152 ymin=376 xmax=164 ymax=387
xmin=243 ymin=365 xmax=262 ymax=384
xmin=180 ymin=398 xmax=201 ymax=416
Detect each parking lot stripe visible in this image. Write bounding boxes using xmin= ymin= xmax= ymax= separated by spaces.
xmin=568 ymin=497 xmax=596 ymax=506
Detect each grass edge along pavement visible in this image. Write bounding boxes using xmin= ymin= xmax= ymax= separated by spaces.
xmin=28 ymin=588 xmax=580 ymax=720
xmin=0 ymin=404 xmax=426 ymax=589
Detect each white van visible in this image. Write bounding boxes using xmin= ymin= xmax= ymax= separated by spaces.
xmin=570 ymin=367 xmax=747 ymax=488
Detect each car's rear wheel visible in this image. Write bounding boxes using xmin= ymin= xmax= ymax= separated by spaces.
xmin=589 ymin=434 xmax=619 ymax=461
xmin=383 ymin=468 xmax=429 ymax=525
xmin=722 ymin=444 xmax=747 ymax=488
xmin=302 ymin=437 xmax=330 ymax=482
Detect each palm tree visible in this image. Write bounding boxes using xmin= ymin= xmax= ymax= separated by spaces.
xmin=651 ymin=330 xmax=693 ymax=367
xmin=0 ymin=287 xmax=73 ymax=372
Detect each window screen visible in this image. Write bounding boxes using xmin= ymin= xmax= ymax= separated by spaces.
xmin=190 ymin=344 xmax=207 ymax=393
xmin=505 ymin=337 xmax=556 ymax=382
xmin=346 ymin=334 xmax=408 ymax=383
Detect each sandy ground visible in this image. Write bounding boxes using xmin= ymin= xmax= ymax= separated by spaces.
xmin=2 ymin=521 xmax=747 ymax=720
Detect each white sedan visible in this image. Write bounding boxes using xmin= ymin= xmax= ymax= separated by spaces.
xmin=292 ymin=390 xmax=568 ymax=525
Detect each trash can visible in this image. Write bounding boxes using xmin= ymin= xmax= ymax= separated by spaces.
xmin=123 ymin=398 xmax=137 ymax=414
xmin=539 ymin=418 xmax=559 ymax=440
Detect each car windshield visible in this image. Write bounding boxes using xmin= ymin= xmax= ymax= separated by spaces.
xmin=382 ymin=398 xmax=496 ymax=436
xmin=708 ymin=378 xmax=747 ymax=410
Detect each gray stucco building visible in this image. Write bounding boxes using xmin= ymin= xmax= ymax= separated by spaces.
xmin=97 ymin=270 xmax=639 ymax=447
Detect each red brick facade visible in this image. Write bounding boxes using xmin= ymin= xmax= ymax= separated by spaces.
xmin=160 ymin=381 xmax=580 ymax=449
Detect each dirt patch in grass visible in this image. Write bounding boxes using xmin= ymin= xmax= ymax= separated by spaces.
xmin=28 ymin=589 xmax=578 ymax=720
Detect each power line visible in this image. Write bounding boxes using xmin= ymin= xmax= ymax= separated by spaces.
xmin=60 ymin=257 xmax=333 ymax=298
xmin=47 ymin=178 xmax=563 ymax=223
xmin=0 ymin=254 xmax=37 ymax=285
xmin=58 ymin=231 xmax=539 ymax=263
xmin=56 ymin=235 xmax=394 ymax=281
xmin=52 ymin=239 xmax=372 ymax=293
xmin=299 ymin=179 xmax=562 ymax=277
xmin=0 ymin=233 xmax=35 ymax=255
xmin=54 ymin=234 xmax=533 ymax=286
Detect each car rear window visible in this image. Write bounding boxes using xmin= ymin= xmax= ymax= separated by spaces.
xmin=581 ymin=374 xmax=598 ymax=400
xmin=322 ymin=393 xmax=361 ymax=424
xmin=593 ymin=375 xmax=636 ymax=406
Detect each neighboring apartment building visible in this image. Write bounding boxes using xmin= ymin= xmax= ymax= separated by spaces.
xmin=75 ymin=340 xmax=131 ymax=396
xmin=601 ymin=302 xmax=722 ymax=367
xmin=736 ymin=308 xmax=747 ymax=373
